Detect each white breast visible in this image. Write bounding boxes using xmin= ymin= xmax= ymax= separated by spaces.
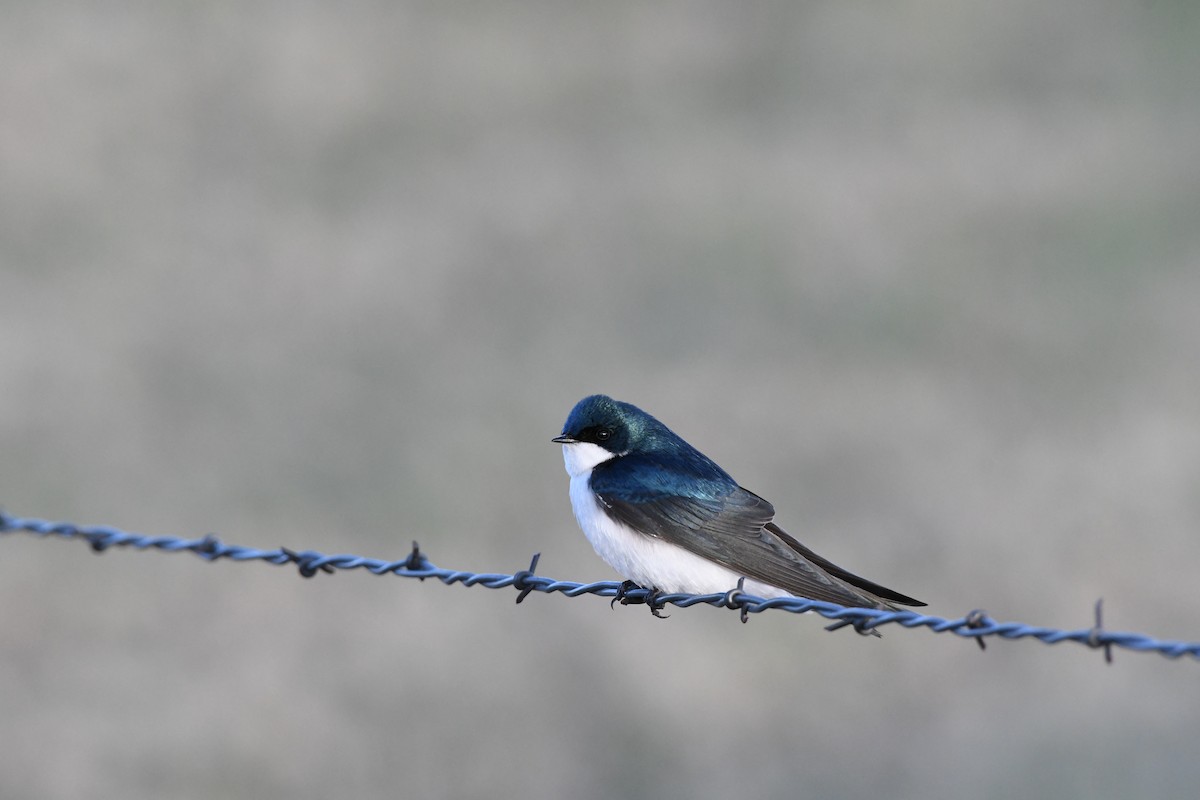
xmin=562 ymin=444 xmax=790 ymax=598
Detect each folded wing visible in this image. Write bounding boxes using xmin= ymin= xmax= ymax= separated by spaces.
xmin=595 ymin=480 xmax=924 ymax=609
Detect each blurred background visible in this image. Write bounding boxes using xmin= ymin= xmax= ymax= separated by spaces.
xmin=3 ymin=2 xmax=1199 ymax=798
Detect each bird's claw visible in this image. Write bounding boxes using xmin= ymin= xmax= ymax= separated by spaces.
xmin=611 ymin=580 xmax=669 ymax=618
xmin=611 ymin=580 xmax=639 ymax=609
xmin=645 ymin=588 xmax=670 ymax=618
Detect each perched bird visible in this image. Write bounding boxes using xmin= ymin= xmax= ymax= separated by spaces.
xmin=553 ymin=394 xmax=924 ymax=613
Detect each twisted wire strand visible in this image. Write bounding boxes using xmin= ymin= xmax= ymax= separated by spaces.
xmin=2 ymin=511 xmax=1196 ymax=661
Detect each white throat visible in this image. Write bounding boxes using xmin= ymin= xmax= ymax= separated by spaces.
xmin=561 ymin=442 xmax=618 ymax=478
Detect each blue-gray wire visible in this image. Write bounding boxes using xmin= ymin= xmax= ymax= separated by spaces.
xmin=2 ymin=511 xmax=1196 ymax=661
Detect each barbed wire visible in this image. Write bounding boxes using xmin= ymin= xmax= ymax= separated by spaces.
xmin=2 ymin=510 xmax=1197 ymax=662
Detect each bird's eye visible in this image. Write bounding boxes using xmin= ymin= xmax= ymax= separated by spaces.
xmin=594 ymin=428 xmax=612 ymax=442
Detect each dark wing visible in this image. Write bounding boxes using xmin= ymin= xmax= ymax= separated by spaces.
xmin=763 ymin=522 xmax=925 ymax=607
xmin=595 ymin=479 xmax=923 ymax=608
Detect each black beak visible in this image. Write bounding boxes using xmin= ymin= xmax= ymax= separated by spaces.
xmin=551 ymin=435 xmax=576 ymax=444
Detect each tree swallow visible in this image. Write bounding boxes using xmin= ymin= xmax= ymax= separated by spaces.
xmin=553 ymin=394 xmax=925 ymax=612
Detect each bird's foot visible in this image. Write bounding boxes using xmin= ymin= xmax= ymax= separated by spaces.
xmin=611 ymin=580 xmax=640 ymax=609
xmin=644 ymin=588 xmax=670 ymax=619
xmin=611 ymin=580 xmax=670 ymax=618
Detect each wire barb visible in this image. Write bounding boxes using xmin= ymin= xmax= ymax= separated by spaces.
xmin=723 ymin=577 xmax=751 ymax=623
xmin=404 ymin=541 xmax=427 ymax=578
xmin=513 ymin=553 xmax=541 ymax=604
xmin=194 ymin=534 xmax=222 ymax=557
xmin=823 ymin=616 xmax=882 ymax=638
xmin=2 ymin=511 xmax=1198 ymax=662
xmin=965 ymin=609 xmax=990 ymax=651
xmin=279 ymin=547 xmax=336 ymax=578
xmin=1088 ymin=598 xmax=1114 ymax=665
